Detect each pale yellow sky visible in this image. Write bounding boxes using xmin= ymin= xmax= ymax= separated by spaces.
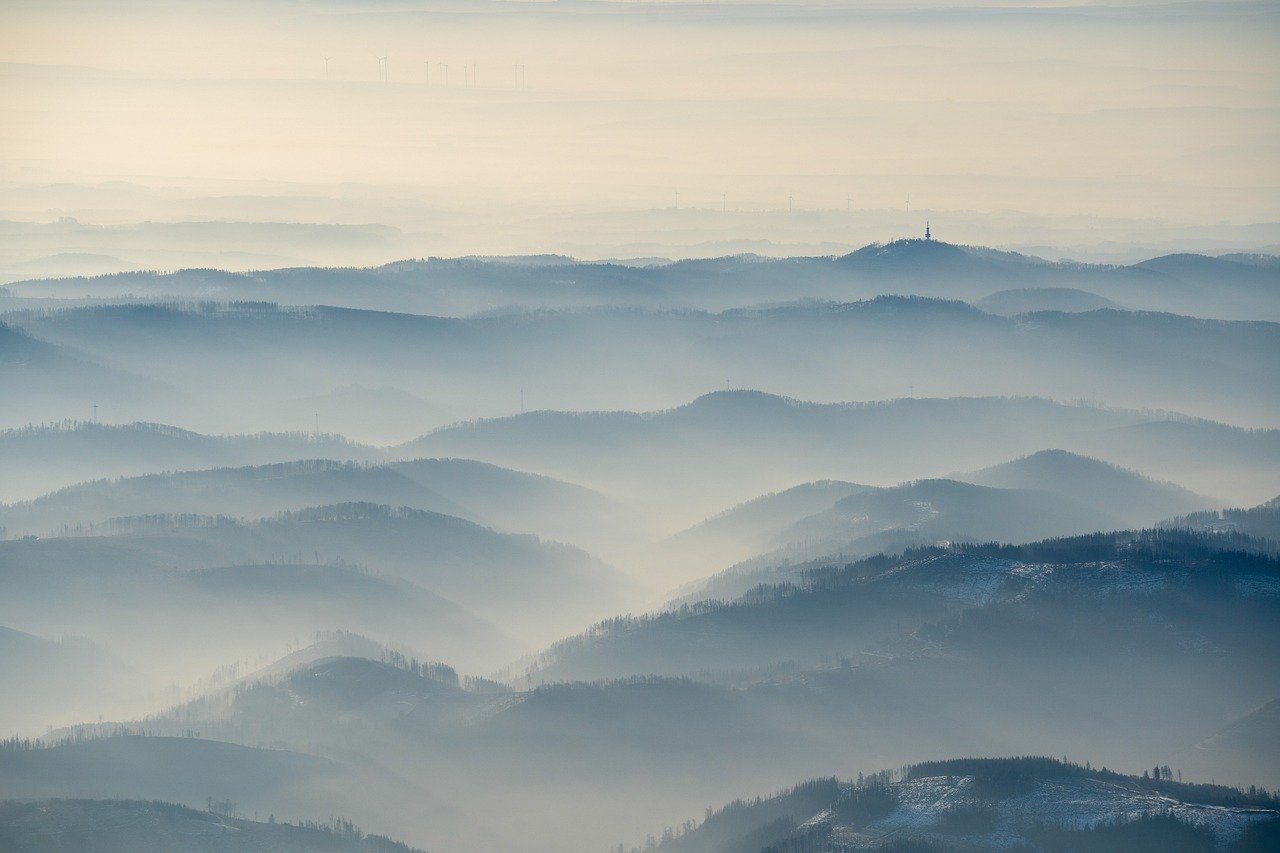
xmin=1 ymin=0 xmax=1277 ymax=260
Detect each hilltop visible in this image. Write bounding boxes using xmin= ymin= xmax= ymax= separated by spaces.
xmin=647 ymin=757 xmax=1279 ymax=852
xmin=0 ymin=421 xmax=383 ymax=503
xmin=9 ymin=242 xmax=1275 ymax=320
xmin=957 ymin=449 xmax=1214 ymax=527
xmin=412 ymin=392 xmax=1279 ymax=534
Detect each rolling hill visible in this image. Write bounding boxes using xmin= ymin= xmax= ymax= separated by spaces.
xmin=663 ymin=453 xmax=1214 ymax=598
xmin=674 ymin=477 xmax=1124 ymax=605
xmin=410 ymin=392 xmax=1280 ymax=539
xmin=647 ymin=757 xmax=1280 ymax=853
xmin=661 ymin=480 xmax=870 ymax=574
xmin=975 ymin=286 xmax=1123 ymax=315
xmin=0 ymin=548 xmax=506 ymax=716
xmin=1163 ymin=496 xmax=1280 ymax=545
xmin=0 ymin=459 xmax=460 ymax=536
xmin=1183 ymin=699 xmax=1280 ymax=791
xmin=520 ymin=529 xmax=1280 ymax=716
xmin=0 ymin=627 xmax=140 ymax=734
xmin=10 ymin=243 xmax=1276 ymax=320
xmin=0 ymin=502 xmax=625 ymax=661
xmin=0 ymin=736 xmax=343 ymax=818
xmin=773 ymin=478 xmax=1116 ymax=555
xmin=0 ymin=421 xmax=384 ymax=503
xmin=0 ymin=799 xmax=425 ymax=853
xmin=0 ymin=455 xmax=626 ymax=552
xmin=68 ymin=526 xmax=1279 ymax=851
xmin=8 ymin=294 xmax=1278 ymax=442
xmin=956 ymin=449 xmax=1215 ymax=527
xmin=0 ymin=321 xmax=168 ymax=433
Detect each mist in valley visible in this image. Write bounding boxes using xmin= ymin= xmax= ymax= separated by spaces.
xmin=1 ymin=1 xmax=1279 ymax=852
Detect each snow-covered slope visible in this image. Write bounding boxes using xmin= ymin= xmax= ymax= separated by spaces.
xmin=654 ymin=758 xmax=1280 ymax=852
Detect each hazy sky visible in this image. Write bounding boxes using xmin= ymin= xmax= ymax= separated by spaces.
xmin=1 ymin=0 xmax=1277 ymax=261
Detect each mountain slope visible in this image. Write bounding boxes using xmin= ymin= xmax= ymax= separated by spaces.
xmin=410 ymin=393 xmax=1280 ymax=537
xmin=10 ymin=295 xmax=1279 ymax=444
xmin=0 ymin=627 xmax=139 ymax=734
xmin=0 ymin=459 xmax=466 ymax=537
xmin=668 ymin=460 xmax=1213 ymax=602
xmin=90 ymin=535 xmax=1280 ymax=853
xmin=0 ymin=546 xmax=506 ymax=704
xmin=0 ymin=502 xmax=625 ymax=658
xmin=0 ymin=322 xmax=167 ymax=433
xmin=677 ymin=477 xmax=1124 ymax=604
xmin=0 ymin=799 xmax=425 ymax=853
xmin=388 ymin=458 xmax=632 ymax=551
xmin=957 ymin=449 xmax=1214 ymax=527
xmin=0 ymin=736 xmax=341 ymax=814
xmin=521 ymin=530 xmax=1280 ymax=707
xmin=0 ymin=454 xmax=623 ymax=548
xmin=976 ymin=286 xmax=1123 ymax=315
xmin=1184 ymin=699 xmax=1280 ymax=790
xmin=0 ymin=421 xmax=384 ymax=503
xmin=650 ymin=757 xmax=1280 ymax=853
xmin=1163 ymin=496 xmax=1280 ymax=544
xmin=140 ymin=655 xmax=500 ymax=747
xmin=663 ymin=480 xmax=870 ymax=572
xmin=776 ymin=478 xmax=1117 ymax=554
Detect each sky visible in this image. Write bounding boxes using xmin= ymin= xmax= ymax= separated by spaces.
xmin=0 ymin=0 xmax=1277 ymax=266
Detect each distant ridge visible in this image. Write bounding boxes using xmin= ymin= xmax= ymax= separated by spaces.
xmin=958 ymin=448 xmax=1214 ymax=526
xmin=840 ymin=237 xmax=1004 ymax=270
xmin=0 ymin=455 xmax=620 ymax=547
xmin=0 ymin=420 xmax=384 ymax=502
xmin=8 ymin=241 xmax=1275 ymax=320
xmin=409 ymin=391 xmax=1280 ymax=527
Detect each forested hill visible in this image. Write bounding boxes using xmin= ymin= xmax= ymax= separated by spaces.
xmin=522 ymin=528 xmax=1280 ymax=682
xmin=10 ymin=243 xmax=1277 ymax=320
xmin=644 ymin=756 xmax=1280 ymax=853
xmin=0 ymin=798 xmax=425 ymax=853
